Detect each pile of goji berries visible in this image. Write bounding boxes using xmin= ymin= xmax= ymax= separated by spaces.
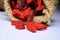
xmin=11 ymin=0 xmax=48 ymax=33
xmin=11 ymin=20 xmax=47 ymax=33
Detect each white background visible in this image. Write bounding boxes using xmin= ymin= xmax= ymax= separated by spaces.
xmin=0 ymin=9 xmax=60 ymax=40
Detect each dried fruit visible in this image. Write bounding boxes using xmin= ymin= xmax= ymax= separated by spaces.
xmin=26 ymin=22 xmax=47 ymax=32
xmin=35 ymin=23 xmax=48 ymax=30
xmin=11 ymin=20 xmax=25 ymax=30
xmin=11 ymin=0 xmax=47 ymax=33
xmin=11 ymin=1 xmax=16 ymax=9
xmin=26 ymin=22 xmax=37 ymax=33
xmin=27 ymin=0 xmax=33 ymax=4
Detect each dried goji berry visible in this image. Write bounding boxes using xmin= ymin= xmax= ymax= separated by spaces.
xmin=11 ymin=1 xmax=16 ymax=9
xmin=26 ymin=22 xmax=37 ymax=33
xmin=37 ymin=0 xmax=42 ymax=5
xmin=27 ymin=0 xmax=33 ymax=4
xmin=34 ymin=22 xmax=48 ymax=30
xmin=12 ymin=9 xmax=20 ymax=16
xmin=11 ymin=20 xmax=25 ymax=30
xmin=36 ymin=5 xmax=45 ymax=11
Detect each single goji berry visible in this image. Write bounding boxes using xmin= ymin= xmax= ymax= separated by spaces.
xmin=36 ymin=5 xmax=45 ymax=11
xmin=11 ymin=20 xmax=25 ymax=30
xmin=34 ymin=23 xmax=48 ymax=30
xmin=37 ymin=0 xmax=42 ymax=5
xmin=11 ymin=1 xmax=16 ymax=9
xmin=27 ymin=0 xmax=33 ymax=4
xmin=26 ymin=22 xmax=37 ymax=33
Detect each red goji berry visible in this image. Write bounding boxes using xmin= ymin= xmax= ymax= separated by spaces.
xmin=27 ymin=0 xmax=33 ymax=4
xmin=26 ymin=22 xmax=37 ymax=33
xmin=37 ymin=0 xmax=42 ymax=5
xmin=11 ymin=20 xmax=25 ymax=30
xmin=11 ymin=1 xmax=16 ymax=9
xmin=12 ymin=9 xmax=20 ymax=16
xmin=35 ymin=22 xmax=48 ymax=30
xmin=36 ymin=5 xmax=45 ymax=11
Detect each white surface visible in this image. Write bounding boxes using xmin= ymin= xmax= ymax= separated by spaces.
xmin=0 ymin=10 xmax=60 ymax=40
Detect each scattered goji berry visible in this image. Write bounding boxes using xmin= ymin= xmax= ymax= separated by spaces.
xmin=34 ymin=22 xmax=48 ymax=30
xmin=26 ymin=22 xmax=37 ymax=33
xmin=11 ymin=20 xmax=25 ymax=30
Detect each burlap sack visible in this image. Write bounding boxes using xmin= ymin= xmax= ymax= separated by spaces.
xmin=4 ymin=0 xmax=58 ymax=25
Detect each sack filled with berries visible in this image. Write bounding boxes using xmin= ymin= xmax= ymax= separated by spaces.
xmin=4 ymin=0 xmax=58 ymax=33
